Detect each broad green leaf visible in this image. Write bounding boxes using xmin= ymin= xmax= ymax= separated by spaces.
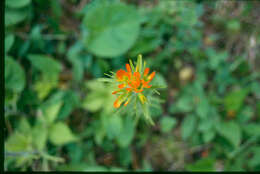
xmin=216 ymin=121 xmax=241 ymax=148
xmin=5 ymin=132 xmax=32 ymax=152
xmin=57 ymin=90 xmax=80 ymax=120
xmin=129 ymin=28 xmax=162 ymax=56
xmin=6 ymin=0 xmax=31 ymax=8
xmin=27 ymin=54 xmax=62 ymax=79
xmin=49 ymin=122 xmax=78 ymax=146
xmin=5 ymin=34 xmax=15 ymax=53
xmin=17 ymin=118 xmax=31 ymax=135
xmin=196 ymin=96 xmax=210 ymax=119
xmin=34 ymin=79 xmax=56 ymax=100
xmin=181 ymin=115 xmax=197 ymax=140
xmin=160 ymin=116 xmax=177 ymax=133
xmin=103 ymin=114 xmax=123 ymax=139
xmin=242 ymin=123 xmax=260 ymax=136
xmin=224 ymin=88 xmax=249 ymax=112
xmin=82 ymin=80 xmax=116 ymax=114
xmin=5 ymin=8 xmax=28 ymax=26
xmin=198 ymin=117 xmax=214 ymax=132
xmin=116 ymin=116 xmax=135 ymax=148
xmin=202 ymin=129 xmax=216 ymax=143
xmin=5 ymin=56 xmax=25 ymax=92
xmin=175 ymin=94 xmax=194 ymax=112
xmin=82 ymin=1 xmax=140 ymax=57
xmin=95 ymin=125 xmax=106 ymax=146
xmin=29 ymin=56 xmax=62 ymax=100
xmin=32 ymin=121 xmax=48 ymax=151
xmin=41 ymin=91 xmax=65 ymax=123
xmin=82 ymin=93 xmax=105 ymax=112
xmin=43 ymin=102 xmax=63 ymax=124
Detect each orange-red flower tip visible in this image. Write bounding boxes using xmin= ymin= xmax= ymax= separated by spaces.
xmin=116 ymin=69 xmax=126 ymax=81
xmin=112 ymin=91 xmax=118 ymax=94
xmin=148 ymin=71 xmax=156 ymax=81
xmin=113 ymin=99 xmax=121 ymax=108
xmin=144 ymin=68 xmax=150 ymax=76
xmin=118 ymin=84 xmax=125 ymax=89
xmin=126 ymin=64 xmax=131 ymax=73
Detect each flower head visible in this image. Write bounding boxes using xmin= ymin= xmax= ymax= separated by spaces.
xmin=100 ymin=54 xmax=165 ymax=125
xmin=111 ymin=55 xmax=156 ymax=108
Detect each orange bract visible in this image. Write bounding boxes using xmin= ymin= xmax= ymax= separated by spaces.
xmin=112 ymin=59 xmax=156 ymax=108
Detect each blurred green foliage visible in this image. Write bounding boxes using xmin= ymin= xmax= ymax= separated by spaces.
xmin=4 ymin=0 xmax=260 ymax=171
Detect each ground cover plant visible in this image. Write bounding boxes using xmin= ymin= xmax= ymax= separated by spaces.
xmin=4 ymin=0 xmax=260 ymax=171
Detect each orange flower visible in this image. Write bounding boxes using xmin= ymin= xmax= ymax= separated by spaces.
xmin=111 ymin=55 xmax=156 ymax=108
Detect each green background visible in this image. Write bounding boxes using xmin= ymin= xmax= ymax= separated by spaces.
xmin=4 ymin=0 xmax=260 ymax=171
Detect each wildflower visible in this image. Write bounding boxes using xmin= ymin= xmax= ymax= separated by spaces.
xmin=111 ymin=55 xmax=156 ymax=108
xmin=100 ymin=54 xmax=166 ymax=125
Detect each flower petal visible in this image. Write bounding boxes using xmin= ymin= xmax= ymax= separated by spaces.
xmin=144 ymin=68 xmax=150 ymax=76
xmin=148 ymin=71 xmax=156 ymax=81
xmin=118 ymin=84 xmax=125 ymax=89
xmin=113 ymin=98 xmax=121 ymax=108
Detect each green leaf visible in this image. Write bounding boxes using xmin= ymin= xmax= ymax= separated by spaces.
xmin=82 ymin=1 xmax=140 ymax=57
xmin=5 ymin=34 xmax=15 ymax=53
xmin=5 ymin=118 xmax=32 ymax=153
xmin=196 ymin=96 xmax=210 ymax=119
xmin=216 ymin=121 xmax=241 ymax=148
xmin=6 ymin=0 xmax=31 ymax=8
xmin=43 ymin=102 xmax=63 ymax=124
xmin=82 ymin=80 xmax=115 ymax=114
xmin=34 ymin=79 xmax=56 ymax=100
xmin=5 ymin=56 xmax=26 ymax=92
xmin=49 ymin=122 xmax=78 ymax=146
xmin=116 ymin=116 xmax=135 ymax=148
xmin=27 ymin=54 xmax=62 ymax=79
xmin=160 ymin=116 xmax=177 ymax=133
xmin=181 ymin=115 xmax=197 ymax=140
xmin=57 ymin=90 xmax=80 ymax=120
xmin=102 ymin=114 xmax=123 ymax=139
xmin=198 ymin=117 xmax=214 ymax=132
xmin=237 ymin=106 xmax=254 ymax=123
xmin=186 ymin=158 xmax=215 ymax=171
xmin=41 ymin=91 xmax=65 ymax=123
xmin=67 ymin=42 xmax=84 ymax=81
xmin=129 ymin=28 xmax=162 ymax=56
xmin=242 ymin=123 xmax=260 ymax=136
xmin=5 ymin=8 xmax=28 ymax=27
xmin=83 ymin=92 xmax=105 ymax=112
xmin=224 ymin=88 xmax=249 ymax=112
xmin=17 ymin=118 xmax=31 ymax=135
xmin=176 ymin=95 xmax=194 ymax=112
xmin=32 ymin=121 xmax=48 ymax=151
xmin=202 ymin=129 xmax=216 ymax=143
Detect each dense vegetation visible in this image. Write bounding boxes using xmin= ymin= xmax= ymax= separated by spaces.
xmin=4 ymin=0 xmax=260 ymax=171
